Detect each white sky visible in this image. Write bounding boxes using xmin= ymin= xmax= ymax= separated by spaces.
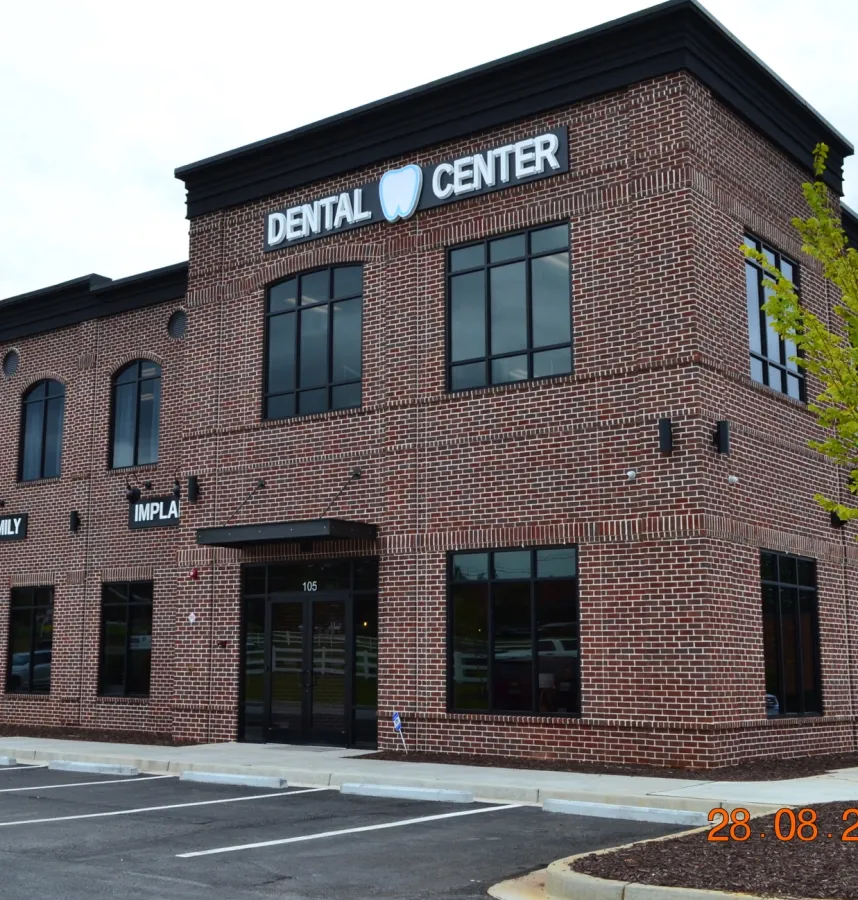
xmin=1 ymin=0 xmax=855 ymax=298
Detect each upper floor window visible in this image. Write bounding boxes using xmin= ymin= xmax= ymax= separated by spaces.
xmin=111 ymin=360 xmax=161 ymax=468
xmin=744 ymin=236 xmax=803 ymax=400
xmin=448 ymin=546 xmax=579 ymax=715
xmin=448 ymin=223 xmax=571 ymax=391
xmin=761 ymin=551 xmax=821 ymax=717
xmin=264 ymin=265 xmax=363 ymax=419
xmin=20 ymin=379 xmax=65 ymax=481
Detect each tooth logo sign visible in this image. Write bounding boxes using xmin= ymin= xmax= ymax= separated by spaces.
xmin=379 ymin=164 xmax=423 ymax=222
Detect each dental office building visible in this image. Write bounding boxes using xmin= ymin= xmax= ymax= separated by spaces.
xmin=1 ymin=0 xmax=857 ymax=768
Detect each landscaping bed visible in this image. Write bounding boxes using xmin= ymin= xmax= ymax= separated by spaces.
xmin=573 ymin=803 xmax=858 ymax=900
xmin=364 ymin=749 xmax=858 ymax=781
xmin=0 ymin=724 xmax=195 ymax=746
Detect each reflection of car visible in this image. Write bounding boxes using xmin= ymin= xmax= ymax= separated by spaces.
xmin=766 ymin=693 xmax=780 ymax=716
xmin=9 ymin=651 xmax=52 ymax=691
xmin=494 ymin=639 xmax=578 ymax=660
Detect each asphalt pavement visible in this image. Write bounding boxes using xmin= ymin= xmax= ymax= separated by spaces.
xmin=0 ymin=763 xmax=683 ymax=900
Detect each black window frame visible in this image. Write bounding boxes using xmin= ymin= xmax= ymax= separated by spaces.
xmin=99 ymin=581 xmax=153 ymax=698
xmin=446 ymin=222 xmax=573 ymax=392
xmin=446 ymin=545 xmax=580 ymax=717
xmin=760 ymin=550 xmax=822 ymax=718
xmin=263 ymin=264 xmax=364 ymax=420
xmin=6 ymin=586 xmax=54 ymax=695
xmin=109 ymin=360 xmax=162 ymax=469
xmin=18 ymin=379 xmax=65 ymax=482
xmin=744 ymin=235 xmax=804 ymax=401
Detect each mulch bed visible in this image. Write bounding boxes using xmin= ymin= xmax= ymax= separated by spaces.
xmin=363 ymin=749 xmax=858 ymax=781
xmin=0 ymin=724 xmax=196 ymax=747
xmin=574 ymin=803 xmax=858 ymax=899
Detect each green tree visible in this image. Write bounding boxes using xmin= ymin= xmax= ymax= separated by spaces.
xmin=744 ymin=144 xmax=858 ymax=523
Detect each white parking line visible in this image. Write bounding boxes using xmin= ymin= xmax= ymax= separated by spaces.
xmin=0 ymin=774 xmax=174 ymax=794
xmin=0 ymin=765 xmax=49 ymax=773
xmin=0 ymin=786 xmax=327 ymax=827
xmin=177 ymin=802 xmax=522 ymax=858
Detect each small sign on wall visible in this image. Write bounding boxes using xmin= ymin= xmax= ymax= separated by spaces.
xmin=129 ymin=497 xmax=180 ymax=529
xmin=0 ymin=513 xmax=27 ymax=541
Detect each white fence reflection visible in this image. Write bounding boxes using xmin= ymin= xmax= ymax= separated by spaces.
xmin=245 ymin=631 xmax=377 ymax=677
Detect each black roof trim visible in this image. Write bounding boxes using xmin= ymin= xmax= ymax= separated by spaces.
xmin=0 ymin=262 xmax=188 ymax=344
xmin=175 ymin=0 xmax=852 ymax=218
xmin=196 ymin=518 xmax=378 ymax=547
xmin=844 ymin=205 xmax=858 ymax=250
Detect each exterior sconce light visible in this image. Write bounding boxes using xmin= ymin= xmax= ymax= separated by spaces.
xmin=172 ymin=478 xmax=182 ymax=500
xmin=831 ymin=511 xmax=845 ymax=528
xmin=69 ymin=510 xmax=81 ymax=533
xmin=658 ymin=418 xmax=673 ymax=454
xmin=125 ymin=481 xmax=141 ymax=503
xmin=714 ymin=420 xmax=730 ymax=454
xmin=187 ymin=476 xmax=199 ymax=504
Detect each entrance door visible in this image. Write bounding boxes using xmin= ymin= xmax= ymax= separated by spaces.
xmin=267 ymin=592 xmax=349 ymax=744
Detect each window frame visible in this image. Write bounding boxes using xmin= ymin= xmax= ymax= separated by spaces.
xmin=6 ymin=586 xmax=54 ymax=695
xmin=18 ymin=379 xmax=65 ymax=482
xmin=109 ymin=360 xmax=162 ymax=470
xmin=445 ymin=222 xmax=573 ymax=393
xmin=263 ymin=264 xmax=364 ymax=421
xmin=760 ymin=550 xmax=822 ymax=718
xmin=445 ymin=545 xmax=580 ymax=717
xmin=744 ymin=235 xmax=804 ymax=401
xmin=99 ymin=581 xmax=153 ymax=698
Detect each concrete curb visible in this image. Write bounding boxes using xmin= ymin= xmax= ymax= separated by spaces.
xmin=340 ymin=783 xmax=474 ymax=803
xmin=48 ymin=760 xmax=139 ymax=776
xmin=543 ymin=799 xmax=709 ymax=827
xmin=179 ymin=771 xmax=287 ymax=789
xmin=0 ymin=757 xmax=17 ymax=766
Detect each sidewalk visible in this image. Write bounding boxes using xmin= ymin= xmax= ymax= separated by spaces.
xmin=3 ymin=737 xmax=858 ymax=813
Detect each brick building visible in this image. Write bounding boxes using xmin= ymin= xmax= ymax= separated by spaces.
xmin=1 ymin=0 xmax=857 ymax=767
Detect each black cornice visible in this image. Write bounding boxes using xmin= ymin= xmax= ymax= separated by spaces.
xmin=175 ymin=0 xmax=852 ymax=219
xmin=0 ymin=262 xmax=188 ymax=343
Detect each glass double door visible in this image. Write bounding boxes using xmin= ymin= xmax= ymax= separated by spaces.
xmin=266 ymin=592 xmax=348 ymax=745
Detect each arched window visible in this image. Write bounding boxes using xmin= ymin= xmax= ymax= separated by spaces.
xmin=111 ymin=360 xmax=161 ymax=468
xmin=20 ymin=380 xmax=65 ymax=481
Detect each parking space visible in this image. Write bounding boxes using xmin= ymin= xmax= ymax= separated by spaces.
xmin=0 ymin=765 xmax=684 ymax=899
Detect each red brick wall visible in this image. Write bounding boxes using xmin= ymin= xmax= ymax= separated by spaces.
xmin=0 ymin=70 xmax=855 ymax=766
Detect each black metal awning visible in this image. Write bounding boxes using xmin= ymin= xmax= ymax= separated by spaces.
xmin=195 ymin=518 xmax=377 ymax=548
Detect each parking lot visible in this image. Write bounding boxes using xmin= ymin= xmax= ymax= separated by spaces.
xmin=0 ymin=764 xmax=683 ymax=899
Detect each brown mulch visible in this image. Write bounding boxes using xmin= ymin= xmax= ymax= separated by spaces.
xmin=0 ymin=724 xmax=197 ymax=746
xmin=363 ymin=749 xmax=858 ymax=781
xmin=574 ymin=803 xmax=858 ymax=900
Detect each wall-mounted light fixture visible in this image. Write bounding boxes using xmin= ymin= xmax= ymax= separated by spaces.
xmin=187 ymin=475 xmax=199 ymax=504
xmin=831 ymin=511 xmax=846 ymax=528
xmin=125 ymin=480 xmax=141 ymax=503
xmin=172 ymin=478 xmax=182 ymax=500
xmin=69 ymin=510 xmax=81 ymax=533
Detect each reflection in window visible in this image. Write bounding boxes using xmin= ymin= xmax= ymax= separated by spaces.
xmin=448 ymin=224 xmax=572 ymax=391
xmin=111 ymin=360 xmax=161 ymax=468
xmin=6 ymin=587 xmax=53 ymax=694
xmin=265 ymin=265 xmax=363 ymax=419
xmin=20 ymin=380 xmax=65 ymax=481
xmin=99 ymin=582 xmax=153 ymax=697
xmin=760 ymin=551 xmax=820 ymax=717
xmin=744 ymin=236 xmax=803 ymax=400
xmin=448 ymin=546 xmax=579 ymax=715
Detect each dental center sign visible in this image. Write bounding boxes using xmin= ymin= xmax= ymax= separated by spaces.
xmin=264 ymin=127 xmax=568 ymax=251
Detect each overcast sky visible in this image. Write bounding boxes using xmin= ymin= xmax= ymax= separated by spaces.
xmin=1 ymin=0 xmax=855 ymax=298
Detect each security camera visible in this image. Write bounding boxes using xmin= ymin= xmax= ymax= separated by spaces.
xmin=626 ymin=470 xmax=638 ymax=481
xmin=727 ymin=475 xmax=739 ymax=486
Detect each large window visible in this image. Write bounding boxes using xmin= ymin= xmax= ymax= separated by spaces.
xmin=761 ymin=551 xmax=821 ymax=717
xmin=100 ymin=582 xmax=153 ymax=697
xmin=744 ymin=236 xmax=803 ymax=400
xmin=111 ymin=360 xmax=161 ymax=468
xmin=6 ymin=587 xmax=53 ymax=694
xmin=19 ymin=380 xmax=65 ymax=481
xmin=447 ymin=223 xmax=572 ymax=391
xmin=448 ymin=546 xmax=579 ymax=715
xmin=264 ymin=265 xmax=363 ymax=419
